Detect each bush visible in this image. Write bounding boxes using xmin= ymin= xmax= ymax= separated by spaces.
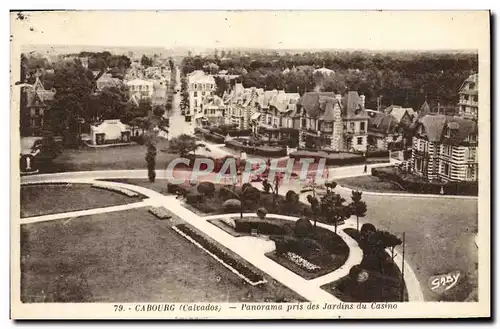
xmin=234 ymin=218 xmax=286 ymax=235
xmin=256 ymin=207 xmax=268 ymax=219
xmin=223 ymin=199 xmax=242 ymax=212
xmin=366 ymin=149 xmax=390 ymax=158
xmin=197 ymin=181 xmax=215 ymax=197
xmin=186 ymin=192 xmax=204 ymax=205
xmin=219 ymin=186 xmax=235 ymax=201
xmin=270 ymin=235 xmax=324 ymax=257
xmin=294 ymin=217 xmax=313 ymax=238
xmin=243 ymin=186 xmax=261 ymax=204
xmin=285 ymin=190 xmax=299 ymax=203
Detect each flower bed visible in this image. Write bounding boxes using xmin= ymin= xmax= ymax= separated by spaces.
xmin=91 ymin=183 xmax=139 ymax=197
xmin=148 ymin=207 xmax=172 ymax=220
xmin=221 ymin=217 xmax=236 ymax=229
xmin=284 ymin=252 xmax=321 ymax=272
xmin=173 ymin=224 xmax=266 ymax=286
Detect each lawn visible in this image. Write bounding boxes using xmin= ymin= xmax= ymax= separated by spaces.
xmin=21 ymin=208 xmax=305 ymax=303
xmin=334 ymin=190 xmax=479 ymax=302
xmin=20 ymin=183 xmax=142 ymax=218
xmin=336 ymin=175 xmax=407 ymax=194
xmin=45 ymin=141 xmax=179 ymax=172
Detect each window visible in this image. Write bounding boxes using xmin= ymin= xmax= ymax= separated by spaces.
xmin=202 ymin=92 xmax=206 ymax=96
xmin=469 ymin=82 xmax=475 ymax=90
xmin=445 ymin=128 xmax=451 ymax=138
xmin=473 ymin=95 xmax=478 ymax=102
xmin=360 ymin=122 xmax=366 ymax=132
xmin=301 ymin=118 xmax=306 ymax=128
xmin=443 ymin=163 xmax=450 ymax=176
xmin=204 ymin=109 xmax=208 ymax=115
xmin=467 ymin=165 xmax=476 ymax=179
xmin=350 ymin=122 xmax=355 ymax=129
xmin=343 ymin=123 xmax=347 ymax=130
xmin=463 ymin=95 xmax=469 ymax=101
xmin=267 ymin=117 xmax=272 ymax=125
xmin=194 ymin=91 xmax=197 ymax=97
xmin=468 ymin=147 xmax=476 ymax=161
xmin=469 ymin=134 xmax=477 ymax=142
xmin=357 ymin=137 xmax=363 ymax=145
xmin=194 ymin=84 xmax=197 ymax=90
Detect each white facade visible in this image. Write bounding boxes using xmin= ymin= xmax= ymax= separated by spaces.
xmin=90 ymin=120 xmax=132 ymax=145
xmin=458 ymin=73 xmax=478 ymax=120
xmin=126 ymin=79 xmax=154 ymax=100
xmin=187 ymin=70 xmax=216 ymax=116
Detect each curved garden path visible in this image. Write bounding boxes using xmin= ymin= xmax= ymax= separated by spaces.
xmin=20 ymin=171 xmax=424 ymax=302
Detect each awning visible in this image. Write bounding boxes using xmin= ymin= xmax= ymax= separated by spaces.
xmin=251 ymin=113 xmax=261 ymax=121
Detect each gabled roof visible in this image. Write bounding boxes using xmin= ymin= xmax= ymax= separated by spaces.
xmin=299 ymin=92 xmax=336 ymax=118
xmin=342 ymin=91 xmax=369 ymax=119
xmin=416 ymin=115 xmax=477 ymax=145
xmin=390 ymin=107 xmax=415 ymax=123
xmin=368 ymin=112 xmax=399 ymax=134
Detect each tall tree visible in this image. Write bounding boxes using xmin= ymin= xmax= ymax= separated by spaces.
xmin=320 ymin=191 xmax=351 ymax=234
xmin=141 ymin=55 xmax=153 ymax=68
xmin=349 ymin=190 xmax=367 ymax=233
xmin=50 ymin=60 xmax=95 ymax=148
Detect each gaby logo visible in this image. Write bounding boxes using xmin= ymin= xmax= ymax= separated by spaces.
xmin=428 ymin=271 xmax=461 ymax=294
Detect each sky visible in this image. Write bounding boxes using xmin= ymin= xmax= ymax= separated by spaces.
xmin=10 ymin=10 xmax=489 ymax=52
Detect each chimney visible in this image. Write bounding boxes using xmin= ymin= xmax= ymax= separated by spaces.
xmin=360 ymin=94 xmax=366 ymax=108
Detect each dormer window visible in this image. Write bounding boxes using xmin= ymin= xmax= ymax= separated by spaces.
xmin=445 ymin=127 xmax=451 ymax=138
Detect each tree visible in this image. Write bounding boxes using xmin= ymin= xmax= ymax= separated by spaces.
xmin=214 ymin=76 xmax=229 ymax=97
xmin=320 ymin=192 xmax=351 ymax=234
xmin=306 ymin=194 xmax=320 ymax=229
xmin=168 ymin=134 xmax=206 ymax=158
xmin=143 ymin=103 xmax=169 ymax=182
xmin=349 ymin=190 xmax=367 ymax=233
xmin=93 ymin=85 xmax=129 ymax=122
xmin=50 ymin=60 xmax=95 ymax=148
xmin=141 ymin=55 xmax=153 ymax=68
xmin=325 ymin=181 xmax=337 ymax=193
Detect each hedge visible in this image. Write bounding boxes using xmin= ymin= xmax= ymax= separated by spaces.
xmin=289 ymin=150 xmax=365 ymax=166
xmin=371 ymin=166 xmax=478 ymax=196
xmin=174 ymin=224 xmax=265 ymax=284
xmin=234 ymin=218 xmax=287 ymax=235
xmin=225 ymin=139 xmax=287 ymax=157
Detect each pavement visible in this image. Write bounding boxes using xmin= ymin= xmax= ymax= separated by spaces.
xmin=20 ymin=172 xmax=425 ymax=302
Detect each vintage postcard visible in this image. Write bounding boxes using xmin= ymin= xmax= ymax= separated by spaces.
xmin=10 ymin=10 xmax=491 ymax=319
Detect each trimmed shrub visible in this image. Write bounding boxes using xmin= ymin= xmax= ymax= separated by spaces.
xmin=186 ymin=192 xmax=203 ymax=205
xmin=225 ymin=139 xmax=287 ymax=157
xmin=223 ymin=199 xmax=242 ymax=212
xmin=197 ymin=181 xmax=216 ymax=197
xmin=256 ymin=207 xmax=268 ymax=219
xmin=243 ymin=186 xmax=261 ymax=204
xmin=219 ymin=186 xmax=235 ymax=201
xmin=285 ymin=190 xmax=300 ymax=203
xmin=294 ymin=217 xmax=313 ymax=238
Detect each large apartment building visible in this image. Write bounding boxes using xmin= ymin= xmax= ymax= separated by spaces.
xmin=410 ymin=115 xmax=478 ymax=182
xmin=187 ymin=70 xmax=216 ymax=117
xmin=458 ymin=73 xmax=478 ymax=120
